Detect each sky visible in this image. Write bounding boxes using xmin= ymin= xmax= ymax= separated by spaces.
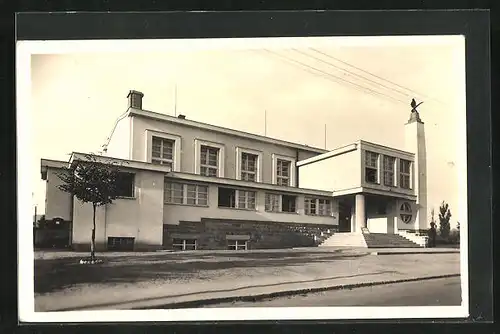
xmin=26 ymin=36 xmax=466 ymax=228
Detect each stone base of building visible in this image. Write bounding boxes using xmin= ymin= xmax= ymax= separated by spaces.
xmin=71 ymin=242 xmax=162 ymax=252
xmin=163 ymin=218 xmax=337 ymax=250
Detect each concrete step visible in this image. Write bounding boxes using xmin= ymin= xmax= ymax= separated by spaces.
xmin=320 ymin=233 xmax=367 ymax=248
xmin=362 ymin=233 xmax=422 ymax=248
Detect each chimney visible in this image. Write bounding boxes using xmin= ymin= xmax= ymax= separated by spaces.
xmin=127 ymin=90 xmax=144 ymax=109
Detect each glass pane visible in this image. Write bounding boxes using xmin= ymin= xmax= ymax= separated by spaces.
xmin=248 ymin=192 xmax=256 ymax=209
xmin=208 ymin=168 xmax=217 ymax=177
xmin=152 ymin=149 xmax=161 ymax=158
xmin=366 ymin=151 xmax=378 ymax=167
xmin=238 ymin=195 xmax=247 ymax=209
xmin=208 ymin=151 xmax=218 ymax=166
xmin=277 ymin=177 xmax=289 ymax=186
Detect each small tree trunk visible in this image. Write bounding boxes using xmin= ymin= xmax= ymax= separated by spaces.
xmin=91 ymin=204 xmax=96 ymax=260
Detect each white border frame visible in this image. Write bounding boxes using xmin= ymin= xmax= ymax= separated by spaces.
xmin=17 ymin=36 xmax=469 ymax=322
xmin=235 ymin=146 xmax=263 ymax=182
xmin=145 ymin=130 xmax=182 ymax=172
xmin=271 ymin=153 xmax=296 ymax=187
xmin=194 ymin=139 xmax=225 ymax=177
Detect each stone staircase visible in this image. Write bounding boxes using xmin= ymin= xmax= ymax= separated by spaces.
xmin=319 ymin=233 xmax=368 ymax=247
xmin=320 ymin=231 xmax=423 ymax=248
xmin=362 ymin=233 xmax=423 ymax=248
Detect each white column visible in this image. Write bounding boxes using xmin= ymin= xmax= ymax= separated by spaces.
xmin=350 ymin=209 xmax=356 ymax=233
xmin=405 ymin=117 xmax=428 ymax=231
xmin=355 ymin=194 xmax=366 ymax=233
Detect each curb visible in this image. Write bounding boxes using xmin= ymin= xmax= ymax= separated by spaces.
xmin=370 ymin=251 xmax=459 ymax=255
xmin=136 ymin=273 xmax=460 ymax=310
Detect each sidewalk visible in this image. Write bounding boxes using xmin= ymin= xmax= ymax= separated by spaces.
xmin=34 ymin=248 xmax=460 ymax=311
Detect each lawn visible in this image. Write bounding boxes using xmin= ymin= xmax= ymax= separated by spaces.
xmin=34 ymin=248 xmax=366 ymax=294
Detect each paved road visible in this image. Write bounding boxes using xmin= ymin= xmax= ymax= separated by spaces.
xmin=205 ymin=276 xmax=462 ymax=307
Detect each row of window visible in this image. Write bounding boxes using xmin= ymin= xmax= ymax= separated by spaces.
xmin=164 ymin=181 xmax=333 ymax=216
xmin=365 ymin=151 xmax=412 ymax=189
xmin=172 ymin=238 xmax=248 ymax=251
xmin=152 ymin=136 xmax=293 ymax=186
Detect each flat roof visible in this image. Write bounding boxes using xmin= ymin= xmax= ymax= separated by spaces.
xmin=128 ymin=108 xmax=329 ymax=154
xmin=40 ymin=153 xmax=172 ymax=180
xmin=297 ymin=139 xmax=415 ymax=167
xmin=167 ymin=171 xmax=334 ymax=197
xmin=358 ymin=140 xmax=414 ymax=157
xmin=297 ymin=143 xmax=359 ymax=167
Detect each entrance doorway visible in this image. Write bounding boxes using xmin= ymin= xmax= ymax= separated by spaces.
xmin=338 ymin=200 xmax=352 ymax=232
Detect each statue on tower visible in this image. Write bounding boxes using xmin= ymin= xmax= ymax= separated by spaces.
xmin=408 ymin=98 xmax=424 ymax=123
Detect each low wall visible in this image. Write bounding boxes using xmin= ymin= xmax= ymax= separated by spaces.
xmin=34 ymin=228 xmax=70 ymax=249
xmin=163 ymin=219 xmax=336 ymax=250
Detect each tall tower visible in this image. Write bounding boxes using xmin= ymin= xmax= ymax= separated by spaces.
xmin=404 ymin=100 xmax=428 ymax=231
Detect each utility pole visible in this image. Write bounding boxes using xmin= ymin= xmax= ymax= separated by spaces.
xmin=324 ymin=124 xmax=327 ymax=149
xmin=264 ymin=110 xmax=267 ymax=136
xmin=174 ymin=84 xmax=178 ymax=117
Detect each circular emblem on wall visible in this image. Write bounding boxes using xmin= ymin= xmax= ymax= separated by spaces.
xmin=400 ymin=202 xmax=413 ymax=224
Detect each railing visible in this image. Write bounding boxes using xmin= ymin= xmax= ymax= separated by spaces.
xmin=396 ymin=230 xmax=428 ymax=247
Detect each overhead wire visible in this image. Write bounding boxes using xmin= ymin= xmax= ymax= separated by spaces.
xmin=309 ymin=47 xmax=444 ymax=105
xmin=262 ymin=49 xmax=407 ymax=105
xmin=291 ymin=48 xmax=414 ymax=100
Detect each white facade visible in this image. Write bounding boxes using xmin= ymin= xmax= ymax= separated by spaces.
xmin=40 ymin=90 xmax=428 ymax=251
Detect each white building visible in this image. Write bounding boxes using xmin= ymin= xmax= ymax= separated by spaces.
xmin=41 ymin=90 xmax=429 ymax=251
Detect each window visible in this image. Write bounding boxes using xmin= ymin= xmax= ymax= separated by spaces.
xmin=282 ymin=195 xmax=297 ymax=213
xmin=318 ymin=199 xmax=332 ymax=216
xmin=241 ymin=152 xmax=258 ymax=182
xmin=305 ymin=197 xmax=332 ymax=216
xmin=236 ymin=147 xmax=262 ymax=182
xmin=147 ymin=131 xmax=181 ymax=171
xmin=272 ymin=154 xmax=296 ymax=186
xmin=276 ymin=159 xmax=291 ymax=186
xmin=227 ymin=240 xmax=247 ymax=250
xmin=218 ymin=187 xmax=236 ymax=208
xmin=152 ymin=136 xmax=174 ymax=168
xmin=400 ymin=159 xmax=412 ymax=189
xmin=218 ymin=187 xmax=256 ymax=210
xmin=195 ymin=139 xmax=225 ymax=177
xmin=164 ymin=180 xmax=208 ymax=206
xmin=238 ymin=190 xmax=256 ymax=210
xmin=115 ymin=172 xmax=135 ymax=197
xmin=200 ymin=146 xmax=219 ymax=177
xmin=383 ymin=156 xmax=396 ymax=186
xmin=365 ymin=151 xmax=379 ymax=184
xmin=265 ymin=193 xmax=281 ymax=212
xmin=265 ymin=193 xmax=297 ymax=213
xmin=107 ymin=237 xmax=135 ymax=251
xmin=400 ymin=202 xmax=413 ymax=223
xmin=305 ymin=197 xmax=317 ymax=215
xmin=172 ymin=238 xmax=197 ymax=251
